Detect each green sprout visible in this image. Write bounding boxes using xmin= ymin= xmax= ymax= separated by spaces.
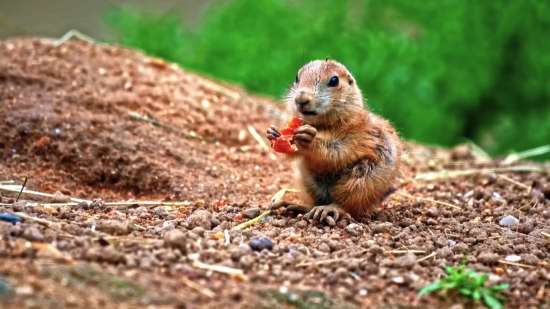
xmin=419 ymin=258 xmax=509 ymax=309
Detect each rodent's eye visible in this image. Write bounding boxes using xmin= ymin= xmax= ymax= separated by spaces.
xmin=327 ymin=76 xmax=339 ymax=87
xmin=295 ymin=75 xmax=299 ymax=84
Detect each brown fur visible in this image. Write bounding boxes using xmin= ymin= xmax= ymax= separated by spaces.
xmin=269 ymin=59 xmax=404 ymax=218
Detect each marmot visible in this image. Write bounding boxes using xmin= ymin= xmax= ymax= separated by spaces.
xmin=266 ymin=59 xmax=404 ymax=223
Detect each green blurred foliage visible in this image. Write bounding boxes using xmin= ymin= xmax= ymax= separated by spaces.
xmin=103 ymin=0 xmax=550 ymax=160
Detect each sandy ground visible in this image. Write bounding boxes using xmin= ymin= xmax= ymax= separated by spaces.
xmin=1 ymin=37 xmax=549 ymax=309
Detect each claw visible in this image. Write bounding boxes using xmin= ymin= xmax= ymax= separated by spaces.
xmin=307 ymin=205 xmax=342 ymax=224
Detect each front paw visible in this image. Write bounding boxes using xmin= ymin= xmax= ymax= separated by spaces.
xmin=266 ymin=125 xmax=281 ymax=141
xmin=293 ymin=125 xmax=317 ymax=147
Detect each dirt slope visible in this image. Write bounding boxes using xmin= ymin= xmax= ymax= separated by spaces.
xmin=0 ymin=37 xmax=549 ymax=309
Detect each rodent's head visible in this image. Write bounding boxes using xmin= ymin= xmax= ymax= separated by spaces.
xmin=286 ymin=59 xmax=365 ymax=125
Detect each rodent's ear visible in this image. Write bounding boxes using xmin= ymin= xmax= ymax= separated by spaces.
xmin=347 ymin=73 xmax=355 ymax=86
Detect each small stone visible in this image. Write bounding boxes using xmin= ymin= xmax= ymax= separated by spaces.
xmin=520 ymin=253 xmax=540 ymax=265
xmin=15 ymin=285 xmax=34 ymax=296
xmin=191 ymin=226 xmax=205 ymax=237
xmin=0 ymin=213 xmax=22 ymax=225
xmin=0 ymin=276 xmax=12 ymax=297
xmin=296 ymin=220 xmax=308 ymax=229
xmin=90 ymin=198 xmax=105 ymax=209
xmin=426 ymin=218 xmax=438 ymax=225
xmin=163 ymin=229 xmax=187 ymax=252
xmin=368 ymin=245 xmax=385 ymax=255
xmin=76 ymin=201 xmax=89 ymax=210
xmin=11 ymin=200 xmax=27 ymax=212
xmin=249 ymin=237 xmax=273 ymax=251
xmin=500 ymin=215 xmax=519 ymax=225
xmin=371 ymin=222 xmax=393 ymax=234
xmin=22 ymin=226 xmax=44 ymax=242
xmin=477 ymin=252 xmax=500 ymax=264
xmin=50 ymin=191 xmax=71 ymax=203
xmin=98 ymin=220 xmax=131 ymax=236
xmin=504 ymin=255 xmax=521 ymax=262
xmin=425 ymin=208 xmax=439 ymax=218
xmin=317 ymin=242 xmax=331 ymax=253
xmin=85 ymin=246 xmax=125 ymax=264
xmin=243 ymin=207 xmax=261 ymax=219
xmin=394 ymin=253 xmax=417 ymax=269
xmin=344 ymin=223 xmax=364 ymax=236
xmin=187 ymin=210 xmax=212 ymax=230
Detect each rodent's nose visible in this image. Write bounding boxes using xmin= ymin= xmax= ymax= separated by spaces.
xmin=295 ymin=91 xmax=311 ymax=106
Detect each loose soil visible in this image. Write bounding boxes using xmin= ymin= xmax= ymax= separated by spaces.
xmin=1 ymin=37 xmax=549 ymax=309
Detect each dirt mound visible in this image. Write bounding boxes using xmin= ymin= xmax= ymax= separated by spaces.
xmin=0 ymin=37 xmax=286 ymax=202
xmin=1 ymin=37 xmax=549 ymax=309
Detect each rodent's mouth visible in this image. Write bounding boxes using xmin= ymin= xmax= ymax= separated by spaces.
xmin=297 ymin=108 xmax=319 ymax=116
xmin=300 ymin=111 xmax=319 ymax=116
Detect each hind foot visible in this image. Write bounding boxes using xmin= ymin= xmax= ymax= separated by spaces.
xmin=305 ymin=204 xmax=345 ymax=224
xmin=269 ymin=200 xmax=313 ymax=214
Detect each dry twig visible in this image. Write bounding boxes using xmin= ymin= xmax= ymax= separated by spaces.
xmin=414 ymin=165 xmax=549 ymax=181
xmin=395 ymin=190 xmax=461 ymax=210
xmin=192 ymin=260 xmax=245 ymax=277
xmin=416 ymin=252 xmax=437 ymax=262
xmin=247 ymin=124 xmax=277 ymax=160
xmin=498 ymin=260 xmax=534 ymax=269
xmin=181 ymin=277 xmax=216 ymax=298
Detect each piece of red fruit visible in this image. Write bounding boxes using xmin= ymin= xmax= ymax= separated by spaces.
xmin=271 ymin=118 xmax=303 ymax=153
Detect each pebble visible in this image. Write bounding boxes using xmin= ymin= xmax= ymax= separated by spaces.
xmin=243 ymin=207 xmax=261 ymax=219
xmin=15 ymin=285 xmax=34 ymax=296
xmin=0 ymin=276 xmax=12 ymax=297
xmin=368 ymin=245 xmax=385 ymax=255
xmin=500 ymin=215 xmax=519 ymax=225
xmin=324 ymin=216 xmax=336 ymax=227
xmin=344 ymin=223 xmax=364 ymax=236
xmin=425 ymin=208 xmax=439 ymax=218
xmin=477 ymin=252 xmax=501 ymax=264
xmin=99 ymin=220 xmax=131 ymax=235
xmin=504 ymin=255 xmax=521 ymax=262
xmin=394 ymin=253 xmax=417 ymax=269
xmin=163 ymin=229 xmax=187 ymax=252
xmin=22 ymin=226 xmax=44 ymax=242
xmin=0 ymin=213 xmax=22 ymax=225
xmin=50 ymin=191 xmax=71 ymax=203
xmin=85 ymin=246 xmax=125 ymax=264
xmin=187 ymin=210 xmax=212 ymax=230
xmin=371 ymin=222 xmax=393 ymax=234
xmin=317 ymin=242 xmax=331 ymax=253
xmin=520 ymin=253 xmax=540 ymax=265
xmin=11 ymin=200 xmax=27 ymax=212
xmin=191 ymin=226 xmax=205 ymax=237
xmin=249 ymin=237 xmax=273 ymax=251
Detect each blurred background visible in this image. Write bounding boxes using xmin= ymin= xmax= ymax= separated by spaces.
xmin=1 ymin=0 xmax=549 ymax=161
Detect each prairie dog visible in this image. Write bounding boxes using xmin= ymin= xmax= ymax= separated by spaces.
xmin=266 ymin=59 xmax=403 ymax=223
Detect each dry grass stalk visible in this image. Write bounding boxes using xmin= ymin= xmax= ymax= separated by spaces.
xmin=181 ymin=277 xmax=216 ymax=298
xmin=395 ymin=190 xmax=461 ymax=210
xmin=247 ymin=124 xmax=277 ymax=160
xmin=413 ymin=165 xmax=549 ymax=181
xmin=296 ymin=258 xmax=345 ymax=267
xmin=512 ymin=199 xmax=538 ymax=214
xmin=233 ymin=188 xmax=297 ymax=231
xmin=385 ymin=250 xmax=426 ymax=254
xmin=416 ymin=252 xmax=437 ymax=262
xmin=498 ymin=260 xmax=535 ymax=269
xmin=0 ymin=184 xmax=91 ymax=203
xmin=192 ymin=260 xmax=245 ymax=277
xmin=497 ymin=174 xmax=531 ymax=191
xmin=128 ymin=111 xmax=212 ymax=143
xmin=541 ymin=232 xmax=550 ymax=239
